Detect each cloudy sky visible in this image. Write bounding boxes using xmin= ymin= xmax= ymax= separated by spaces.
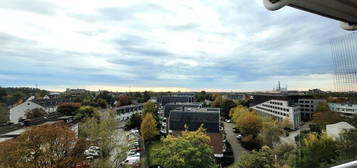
xmin=0 ymin=0 xmax=349 ymax=92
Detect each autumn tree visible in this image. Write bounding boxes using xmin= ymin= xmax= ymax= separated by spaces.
xmin=0 ymin=122 xmax=84 ymax=168
xmin=312 ymin=102 xmax=341 ymax=129
xmin=74 ymin=106 xmax=97 ymax=120
xmin=25 ymin=108 xmax=46 ymax=119
xmin=141 ymin=113 xmax=158 ymax=141
xmin=236 ymin=112 xmax=262 ymax=137
xmin=118 ymin=94 xmax=130 ymax=106
xmin=57 ymin=102 xmax=81 ymax=116
xmin=153 ymin=127 xmax=219 ymax=168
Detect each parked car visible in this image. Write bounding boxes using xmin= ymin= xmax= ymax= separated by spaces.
xmin=236 ymin=134 xmax=242 ymax=140
xmin=122 ymin=156 xmax=140 ymax=166
xmin=233 ymin=127 xmax=240 ymax=133
xmin=225 ymin=119 xmax=232 ymax=123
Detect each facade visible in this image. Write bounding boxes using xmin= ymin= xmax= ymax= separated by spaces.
xmin=9 ymin=101 xmax=45 ymax=124
xmin=115 ymin=104 xmax=143 ymax=121
xmin=168 ymin=107 xmax=223 ymax=157
xmin=328 ymin=103 xmax=357 ymax=116
xmin=251 ymin=99 xmax=301 ymax=129
xmin=163 ymin=102 xmax=203 ymax=118
xmin=223 ymin=93 xmax=247 ymax=101
xmin=326 ymin=122 xmax=355 ymax=139
xmin=158 ymin=95 xmax=194 ymax=106
xmin=297 ymin=99 xmax=326 ymax=120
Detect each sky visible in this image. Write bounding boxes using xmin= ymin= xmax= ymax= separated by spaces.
xmin=0 ymin=0 xmax=349 ymax=92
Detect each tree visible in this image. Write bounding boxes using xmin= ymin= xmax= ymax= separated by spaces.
xmin=0 ymin=122 xmax=83 ymax=168
xmin=118 ymin=94 xmax=130 ymax=106
xmin=297 ymin=133 xmax=338 ymax=168
xmin=259 ymin=119 xmax=282 ymax=148
xmin=0 ymin=103 xmax=9 ymax=124
xmin=312 ymin=102 xmax=341 ymax=129
xmin=143 ymin=101 xmax=157 ymax=117
xmin=74 ymin=106 xmax=97 ymax=120
xmin=125 ymin=113 xmax=142 ymax=129
xmin=96 ymin=98 xmax=107 ymax=108
xmin=141 ymin=113 xmax=158 ymax=141
xmin=336 ymin=128 xmax=357 ymax=161
xmin=13 ymin=91 xmax=25 ymax=104
xmin=25 ymin=108 xmax=46 ymax=119
xmin=237 ymin=112 xmax=262 ymax=137
xmin=153 ymin=127 xmax=219 ymax=168
xmin=235 ymin=144 xmax=296 ymax=168
xmin=79 ymin=110 xmax=117 ymax=161
xmin=143 ymin=91 xmax=151 ymax=102
xmin=235 ymin=146 xmax=276 ymax=168
xmin=221 ymin=99 xmax=236 ymax=119
xmin=57 ymin=102 xmax=81 ymax=116
xmin=211 ymin=95 xmax=223 ymax=108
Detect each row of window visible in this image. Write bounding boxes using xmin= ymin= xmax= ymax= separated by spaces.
xmin=270 ymin=101 xmax=283 ymax=106
xmin=256 ymin=106 xmax=290 ymax=117
xmin=262 ymin=104 xmax=290 ymax=112
xmin=299 ymin=100 xmax=312 ymax=104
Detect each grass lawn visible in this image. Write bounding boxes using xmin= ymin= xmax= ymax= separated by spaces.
xmin=147 ymin=140 xmax=162 ymax=166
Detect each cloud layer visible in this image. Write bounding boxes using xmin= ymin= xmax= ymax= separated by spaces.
xmin=0 ymin=0 xmax=349 ymax=91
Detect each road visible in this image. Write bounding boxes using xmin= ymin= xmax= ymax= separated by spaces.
xmin=223 ymin=122 xmax=246 ymax=167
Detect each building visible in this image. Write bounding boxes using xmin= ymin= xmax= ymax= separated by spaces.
xmin=168 ymin=107 xmax=224 ymax=158
xmin=158 ymin=95 xmax=194 ymax=106
xmin=223 ymin=93 xmax=248 ymax=101
xmin=326 ymin=122 xmax=355 ymax=139
xmin=328 ymin=103 xmax=357 ymax=116
xmin=9 ymin=101 xmax=45 ymax=124
xmin=163 ymin=102 xmax=203 ymax=118
xmin=251 ymin=99 xmax=301 ymax=129
xmin=249 ymin=92 xmax=322 ymax=129
xmin=115 ymin=104 xmax=143 ymax=121
xmin=297 ymin=99 xmax=326 ymax=120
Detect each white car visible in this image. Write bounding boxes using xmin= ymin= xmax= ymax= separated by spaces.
xmin=123 ymin=156 xmax=140 ymax=166
xmin=236 ymin=134 xmax=242 ymax=140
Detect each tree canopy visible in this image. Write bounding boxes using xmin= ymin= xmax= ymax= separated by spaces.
xmin=141 ymin=113 xmax=158 ymax=141
xmin=25 ymin=108 xmax=46 ymax=119
xmin=0 ymin=122 xmax=84 ymax=168
xmin=153 ymin=127 xmax=219 ymax=168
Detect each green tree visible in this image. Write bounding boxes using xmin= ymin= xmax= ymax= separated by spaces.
xmin=143 ymin=101 xmax=157 ymax=117
xmin=336 ymin=128 xmax=357 ymax=161
xmin=297 ymin=133 xmax=338 ymax=168
xmin=57 ymin=103 xmax=81 ymax=116
xmin=96 ymin=98 xmax=107 ymax=109
xmin=25 ymin=108 xmax=46 ymax=119
xmin=221 ymin=99 xmax=236 ymax=119
xmin=153 ymin=127 xmax=219 ymax=168
xmin=259 ymin=119 xmax=282 ymax=148
xmin=141 ymin=113 xmax=158 ymax=141
xmin=0 ymin=104 xmax=9 ymax=124
xmin=235 ymin=146 xmax=276 ymax=168
xmin=125 ymin=113 xmax=142 ymax=129
xmin=74 ymin=106 xmax=97 ymax=120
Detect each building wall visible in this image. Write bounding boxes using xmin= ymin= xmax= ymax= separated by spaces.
xmin=251 ymin=99 xmax=301 ymax=129
xmin=297 ymin=99 xmax=326 ymax=120
xmin=328 ymin=103 xmax=357 ymax=115
xmin=116 ymin=104 xmax=143 ymax=121
xmin=9 ymin=101 xmax=45 ymax=124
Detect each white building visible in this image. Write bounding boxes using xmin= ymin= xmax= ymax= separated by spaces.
xmin=115 ymin=104 xmax=143 ymax=121
xmin=9 ymin=101 xmax=45 ymax=124
xmin=297 ymin=99 xmax=326 ymax=120
xmin=328 ymin=103 xmax=357 ymax=116
xmin=251 ymin=99 xmax=301 ymax=129
xmin=326 ymin=122 xmax=355 ymax=139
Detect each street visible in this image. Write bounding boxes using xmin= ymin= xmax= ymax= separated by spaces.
xmin=223 ymin=122 xmax=246 ymax=167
